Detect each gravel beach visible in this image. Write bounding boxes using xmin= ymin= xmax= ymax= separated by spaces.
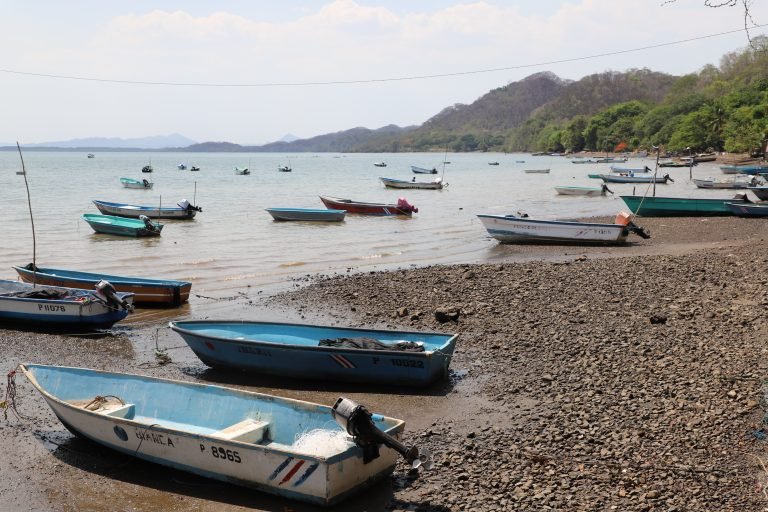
xmin=3 ymin=216 xmax=768 ymax=511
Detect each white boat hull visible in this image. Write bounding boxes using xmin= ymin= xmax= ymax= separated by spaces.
xmin=554 ymin=187 xmax=606 ymax=197
xmin=478 ymin=215 xmax=630 ymax=244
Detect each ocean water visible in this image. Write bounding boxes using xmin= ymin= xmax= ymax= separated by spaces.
xmin=0 ymin=151 xmax=725 ymax=298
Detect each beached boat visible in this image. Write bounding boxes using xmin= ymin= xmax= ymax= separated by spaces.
xmin=609 ymin=165 xmax=652 ymax=173
xmin=120 ymin=177 xmax=153 ymax=189
xmin=0 ymin=280 xmax=132 ymax=328
xmin=659 ymin=160 xmax=692 ymax=168
xmin=13 ymin=264 xmax=191 ymax=307
xmin=599 ymin=174 xmax=672 ymax=184
xmin=319 ymin=196 xmax=418 ymax=216
xmin=266 ymin=208 xmax=346 ymax=222
xmin=619 ymin=195 xmax=750 ymax=216
xmin=725 ymin=202 xmax=768 ymax=217
xmin=93 ymin=199 xmax=201 ymax=219
xmin=693 ymin=175 xmax=759 ymax=189
xmin=554 ymin=184 xmax=613 ymax=197
xmin=720 ymin=164 xmax=768 ymax=175
xmin=747 ymin=186 xmax=768 ymax=200
xmin=373 ymin=162 xmax=387 ymax=167
xmin=83 ymin=214 xmax=163 ymax=237
xmin=411 ymin=166 xmax=437 ymax=174
xmin=21 ymin=364 xmax=429 ymax=506
xmin=524 ymin=169 xmax=550 ymax=174
xmin=477 ymin=212 xmax=649 ymax=245
xmin=170 ymin=320 xmax=457 ymax=386
xmin=693 ymin=152 xmax=717 ymax=163
xmin=380 ymin=177 xmax=443 ymax=190
xmin=595 ymin=157 xmax=628 ymax=163
xmin=571 ymin=159 xmax=599 ymax=164
xmin=234 ymin=167 xmax=250 ymax=175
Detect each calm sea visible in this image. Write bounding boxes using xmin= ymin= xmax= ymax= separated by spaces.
xmin=0 ymin=151 xmax=723 ymax=299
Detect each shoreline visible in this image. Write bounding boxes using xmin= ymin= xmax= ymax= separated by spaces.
xmin=2 ymin=216 xmax=768 ymax=511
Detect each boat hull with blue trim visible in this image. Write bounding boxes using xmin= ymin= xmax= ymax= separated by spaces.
xmin=599 ymin=174 xmax=672 ymax=184
xmin=93 ymin=200 xmax=200 ymax=219
xmin=169 ymin=320 xmax=458 ymax=387
xmin=379 ymin=177 xmax=443 ymax=190
xmin=266 ymin=208 xmax=346 ymax=222
xmin=0 ymin=280 xmax=132 ymax=329
xmin=720 ymin=164 xmax=768 ymax=175
xmin=410 ymin=165 xmax=437 ymax=174
xmin=13 ymin=265 xmax=190 ymax=306
xmin=725 ymin=202 xmax=768 ymax=217
xmin=620 ymin=195 xmax=750 ymax=216
xmin=83 ymin=214 xmax=163 ymax=237
xmin=20 ymin=364 xmax=405 ymax=506
xmin=477 ymin=214 xmax=647 ymax=244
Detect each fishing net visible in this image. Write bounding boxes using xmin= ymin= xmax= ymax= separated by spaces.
xmin=292 ymin=428 xmax=355 ymax=456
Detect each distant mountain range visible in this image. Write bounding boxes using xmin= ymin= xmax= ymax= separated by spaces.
xmin=19 ymin=133 xmax=197 ymax=150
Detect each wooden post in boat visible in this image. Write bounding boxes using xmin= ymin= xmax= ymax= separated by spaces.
xmin=16 ymin=142 xmax=36 ymax=286
xmin=652 ymin=145 xmax=660 ymax=197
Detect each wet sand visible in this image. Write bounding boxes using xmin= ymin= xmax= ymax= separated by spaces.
xmin=2 ymin=216 xmax=768 ymax=511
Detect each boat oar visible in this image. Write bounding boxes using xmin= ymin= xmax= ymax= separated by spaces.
xmin=332 ymin=397 xmax=433 ymax=470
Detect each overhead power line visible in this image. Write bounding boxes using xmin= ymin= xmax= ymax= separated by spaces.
xmin=0 ymin=24 xmax=764 ymax=88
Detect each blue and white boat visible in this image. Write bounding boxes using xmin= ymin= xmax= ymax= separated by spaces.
xmin=609 ymin=165 xmax=652 ymax=173
xmin=120 ymin=177 xmax=153 ymax=189
xmin=0 ymin=280 xmax=133 ymax=329
xmin=599 ymin=173 xmax=672 ymax=184
xmin=93 ymin=199 xmax=201 ymax=219
xmin=169 ymin=320 xmax=458 ymax=387
xmin=21 ymin=364 xmax=425 ymax=505
xmin=265 ymin=208 xmax=346 ymax=222
xmin=477 ymin=213 xmax=649 ymax=244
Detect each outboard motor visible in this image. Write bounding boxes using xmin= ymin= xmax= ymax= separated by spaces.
xmin=332 ymin=397 xmax=433 ymax=470
xmin=139 ymin=215 xmax=157 ymax=232
xmin=93 ymin=280 xmax=132 ymax=311
xmin=178 ymin=199 xmax=203 ymax=212
xmin=142 ymin=179 xmax=150 ymax=187
xmin=396 ymin=197 xmax=418 ymax=214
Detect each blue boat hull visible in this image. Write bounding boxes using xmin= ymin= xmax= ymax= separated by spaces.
xmin=170 ymin=321 xmax=457 ymax=387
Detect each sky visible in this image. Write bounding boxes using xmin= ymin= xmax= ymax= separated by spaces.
xmin=1 ymin=1 xmax=767 ymax=146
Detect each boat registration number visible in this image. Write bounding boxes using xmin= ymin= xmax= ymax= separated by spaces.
xmin=391 ymin=359 xmax=424 ymax=368
xmin=39 ymin=304 xmax=65 ymax=312
xmin=201 ymin=444 xmax=241 ymax=463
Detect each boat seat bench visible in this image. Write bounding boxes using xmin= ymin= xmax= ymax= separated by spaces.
xmin=211 ymin=419 xmax=271 ymax=444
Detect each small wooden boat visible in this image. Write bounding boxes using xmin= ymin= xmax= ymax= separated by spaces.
xmin=266 ymin=208 xmax=346 ymax=222
xmin=411 ymin=165 xmax=437 ymax=174
xmin=554 ymin=184 xmax=612 ymax=197
xmin=620 ymin=195 xmax=750 ymax=216
xmin=599 ymin=174 xmax=672 ymax=184
xmin=83 ymin=214 xmax=163 ymax=237
xmin=93 ymin=199 xmax=201 ymax=219
xmin=278 ymin=165 xmax=292 ymax=172
xmin=21 ymin=364 xmax=428 ymax=505
xmin=190 ymin=166 xmax=200 ymax=172
xmin=120 ymin=177 xmax=153 ymax=189
xmin=319 ymin=196 xmax=418 ymax=216
xmin=720 ymin=164 xmax=768 ymax=175
xmin=477 ymin=212 xmax=649 ymax=245
xmin=234 ymin=167 xmax=250 ymax=175
xmin=659 ymin=160 xmax=692 ymax=168
xmin=609 ymin=165 xmax=652 ymax=173
xmin=14 ymin=264 xmax=191 ymax=306
xmin=725 ymin=202 xmax=768 ymax=217
xmin=170 ymin=320 xmax=457 ymax=386
xmin=177 ymin=163 xmax=187 ymax=170
xmin=0 ymin=280 xmax=133 ymax=328
xmin=373 ymin=162 xmax=387 ymax=167
xmin=141 ymin=165 xmax=153 ymax=173
xmin=524 ymin=169 xmax=550 ymax=174
xmin=693 ymin=175 xmax=758 ymax=189
xmin=380 ymin=177 xmax=443 ymax=190
xmin=693 ymin=152 xmax=717 ymax=163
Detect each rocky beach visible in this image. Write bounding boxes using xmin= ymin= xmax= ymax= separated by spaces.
xmin=2 ymin=216 xmax=768 ymax=511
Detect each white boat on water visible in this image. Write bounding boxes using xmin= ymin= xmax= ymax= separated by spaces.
xmin=477 ymin=212 xmax=649 ymax=244
xmin=524 ymin=168 xmax=550 ymax=174
xmin=380 ymin=177 xmax=443 ymax=190
xmin=554 ymin=184 xmax=612 ymax=197
xmin=693 ymin=175 xmax=759 ymax=189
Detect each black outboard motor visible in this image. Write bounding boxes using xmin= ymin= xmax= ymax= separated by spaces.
xmin=332 ymin=397 xmax=433 ymax=469
xmin=139 ymin=215 xmax=157 ymax=232
xmin=178 ymin=199 xmax=203 ymax=213
xmin=93 ymin=280 xmax=133 ymax=311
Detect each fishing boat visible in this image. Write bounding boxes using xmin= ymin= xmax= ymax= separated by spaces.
xmin=265 ymin=208 xmax=346 ymax=222
xmin=141 ymin=165 xmax=153 ymax=173
xmin=619 ymin=195 xmax=750 ymax=216
xmin=0 ymin=280 xmax=132 ymax=328
xmin=609 ymin=165 xmax=652 ymax=173
xmin=190 ymin=166 xmax=200 ymax=172
xmin=20 ymin=364 xmax=431 ymax=506
xmin=571 ymin=159 xmax=599 ymax=164
xmin=523 ymin=169 xmax=550 ymax=174
xmin=515 ymin=160 xmax=526 ymax=163
xmin=554 ymin=184 xmax=613 ymax=197
xmin=599 ymin=174 xmax=673 ymax=184
xmin=693 ymin=175 xmax=759 ymax=189
xmin=170 ymin=320 xmax=457 ymax=387
xmin=319 ymin=196 xmax=418 ymax=216
xmin=595 ymin=157 xmax=628 ymax=163
xmin=278 ymin=165 xmax=292 ymax=172
xmin=411 ymin=166 xmax=437 ymax=174
xmin=488 ymin=162 xmax=499 ymax=166
xmin=373 ymin=162 xmax=387 ymax=167
xmin=87 ymin=153 xmax=95 ymax=158
xmin=477 ymin=212 xmax=649 ymax=245
xmin=747 ymin=186 xmax=768 ymax=200
xmin=380 ymin=177 xmax=443 ymax=190
xmin=13 ymin=264 xmax=191 ymax=306
xmin=693 ymin=152 xmax=717 ymax=163
xmin=177 ymin=163 xmax=187 ymax=170
xmin=725 ymin=202 xmax=768 ymax=217
xmin=93 ymin=199 xmax=201 ymax=219
xmin=234 ymin=167 xmax=250 ymax=175
xmin=659 ymin=160 xmax=692 ymax=168
xmin=120 ymin=177 xmax=153 ymax=189
xmin=83 ymin=214 xmax=163 ymax=237
xmin=720 ymin=164 xmax=768 ymax=175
